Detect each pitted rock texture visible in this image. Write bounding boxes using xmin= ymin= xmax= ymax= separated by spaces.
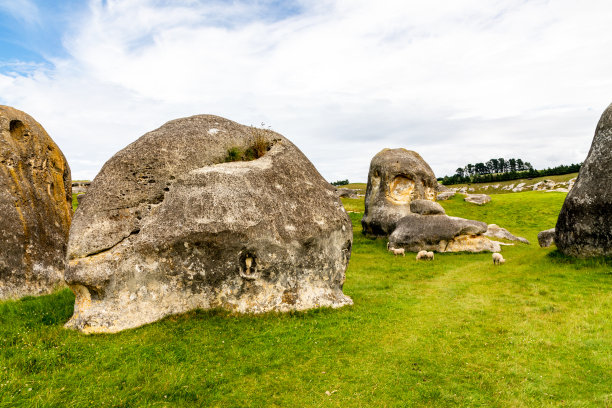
xmin=538 ymin=228 xmax=556 ymax=248
xmin=485 ymin=224 xmax=530 ymax=244
xmin=65 ymin=115 xmax=353 ymax=333
xmin=388 ymin=214 xmax=501 ymax=253
xmin=556 ymin=103 xmax=612 ymax=257
xmin=361 ymin=148 xmax=437 ymax=236
xmin=0 ymin=105 xmax=72 ymax=299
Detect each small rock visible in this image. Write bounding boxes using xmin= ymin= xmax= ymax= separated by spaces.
xmin=464 ymin=194 xmax=491 ymax=205
xmin=538 ymin=228 xmax=556 ymax=248
xmin=410 ymin=199 xmax=445 ymax=215
xmin=436 ymin=191 xmax=455 ymax=201
xmin=485 ymin=224 xmax=530 ymax=244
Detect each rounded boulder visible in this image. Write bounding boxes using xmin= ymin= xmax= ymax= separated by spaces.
xmin=0 ymin=105 xmax=72 ymax=299
xmin=65 ymin=115 xmax=353 ymax=333
xmin=555 ymin=103 xmax=612 ymax=257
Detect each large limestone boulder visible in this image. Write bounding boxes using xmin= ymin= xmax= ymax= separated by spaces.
xmin=388 ymin=214 xmax=501 ymax=253
xmin=65 ymin=115 xmax=353 ymax=333
xmin=361 ymin=148 xmax=437 ymax=236
xmin=0 ymin=106 xmax=72 ymax=299
xmin=555 ymin=103 xmax=612 ymax=257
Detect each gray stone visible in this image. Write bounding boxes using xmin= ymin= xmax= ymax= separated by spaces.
xmin=0 ymin=105 xmax=72 ymax=299
xmin=464 ymin=194 xmax=491 ymax=205
xmin=336 ymin=188 xmax=358 ymax=199
xmin=65 ymin=115 xmax=353 ymax=333
xmin=556 ymin=103 xmax=612 ymax=257
xmin=72 ymin=181 xmax=90 ymax=194
xmin=538 ymin=228 xmax=556 ymax=248
xmin=436 ymin=191 xmax=455 ymax=201
xmin=361 ymin=148 xmax=437 ymax=236
xmin=410 ymin=199 xmax=445 ymax=215
xmin=485 ymin=224 xmax=530 ymax=244
xmin=436 ymin=183 xmax=450 ymax=192
xmin=388 ymin=214 xmax=501 ymax=253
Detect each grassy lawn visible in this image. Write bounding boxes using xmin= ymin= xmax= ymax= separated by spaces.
xmin=1 ymin=192 xmax=611 ymax=407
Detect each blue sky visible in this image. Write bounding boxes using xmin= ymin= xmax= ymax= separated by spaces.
xmin=1 ymin=0 xmax=611 ymax=181
xmin=0 ymin=0 xmax=85 ymax=69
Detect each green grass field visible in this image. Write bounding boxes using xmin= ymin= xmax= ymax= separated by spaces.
xmin=2 ymin=191 xmax=611 ymax=407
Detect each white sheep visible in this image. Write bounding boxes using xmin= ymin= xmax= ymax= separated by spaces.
xmin=387 ymin=242 xmax=405 ymax=256
xmin=416 ymin=250 xmax=435 ymax=261
xmin=492 ymin=252 xmax=505 ymax=265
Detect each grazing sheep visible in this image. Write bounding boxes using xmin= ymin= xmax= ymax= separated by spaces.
xmin=427 ymin=251 xmax=434 ymax=260
xmin=387 ymin=242 xmax=405 ymax=256
xmin=417 ymin=251 xmax=433 ymax=261
xmin=492 ymin=252 xmax=505 ymax=265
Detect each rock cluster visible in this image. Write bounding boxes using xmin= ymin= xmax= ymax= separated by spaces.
xmin=65 ymin=115 xmax=353 ymax=333
xmin=555 ymin=103 xmax=612 ymax=257
xmin=0 ymin=106 xmax=72 ymax=299
xmin=361 ymin=149 xmax=501 ymax=254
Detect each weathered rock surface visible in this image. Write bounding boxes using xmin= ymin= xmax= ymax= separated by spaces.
xmin=65 ymin=115 xmax=353 ymax=333
xmin=464 ymin=194 xmax=491 ymax=205
xmin=0 ymin=105 xmax=72 ymax=299
xmin=485 ymin=224 xmax=530 ymax=244
xmin=538 ymin=228 xmax=556 ymax=248
xmin=410 ymin=199 xmax=445 ymax=215
xmin=388 ymin=214 xmax=501 ymax=253
xmin=556 ymin=103 xmax=612 ymax=257
xmin=361 ymin=148 xmax=437 ymax=236
xmin=436 ymin=191 xmax=455 ymax=201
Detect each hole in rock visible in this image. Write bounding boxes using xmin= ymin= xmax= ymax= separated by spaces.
xmin=9 ymin=120 xmax=26 ymax=140
xmin=239 ymin=251 xmax=258 ymax=277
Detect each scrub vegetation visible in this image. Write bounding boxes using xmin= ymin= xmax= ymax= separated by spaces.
xmin=2 ymin=191 xmax=611 ymax=407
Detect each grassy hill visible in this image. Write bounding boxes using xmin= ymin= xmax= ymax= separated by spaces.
xmin=442 ymin=172 xmax=578 ymax=195
xmin=2 ymin=190 xmax=611 ymax=407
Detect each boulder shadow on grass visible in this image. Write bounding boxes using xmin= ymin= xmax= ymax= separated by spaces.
xmin=546 ymin=250 xmax=612 ymax=268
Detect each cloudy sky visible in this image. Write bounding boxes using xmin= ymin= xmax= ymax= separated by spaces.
xmin=0 ymin=0 xmax=610 ymax=182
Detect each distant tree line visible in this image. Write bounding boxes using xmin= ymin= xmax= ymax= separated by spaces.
xmin=439 ymin=158 xmax=581 ymax=185
xmin=331 ymin=179 xmax=349 ymax=186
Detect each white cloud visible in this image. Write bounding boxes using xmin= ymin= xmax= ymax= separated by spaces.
xmin=1 ymin=0 xmax=611 ymax=181
xmin=0 ymin=0 xmax=40 ymax=25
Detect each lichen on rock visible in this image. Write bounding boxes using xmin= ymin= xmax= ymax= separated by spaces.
xmin=0 ymin=105 xmax=72 ymax=299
